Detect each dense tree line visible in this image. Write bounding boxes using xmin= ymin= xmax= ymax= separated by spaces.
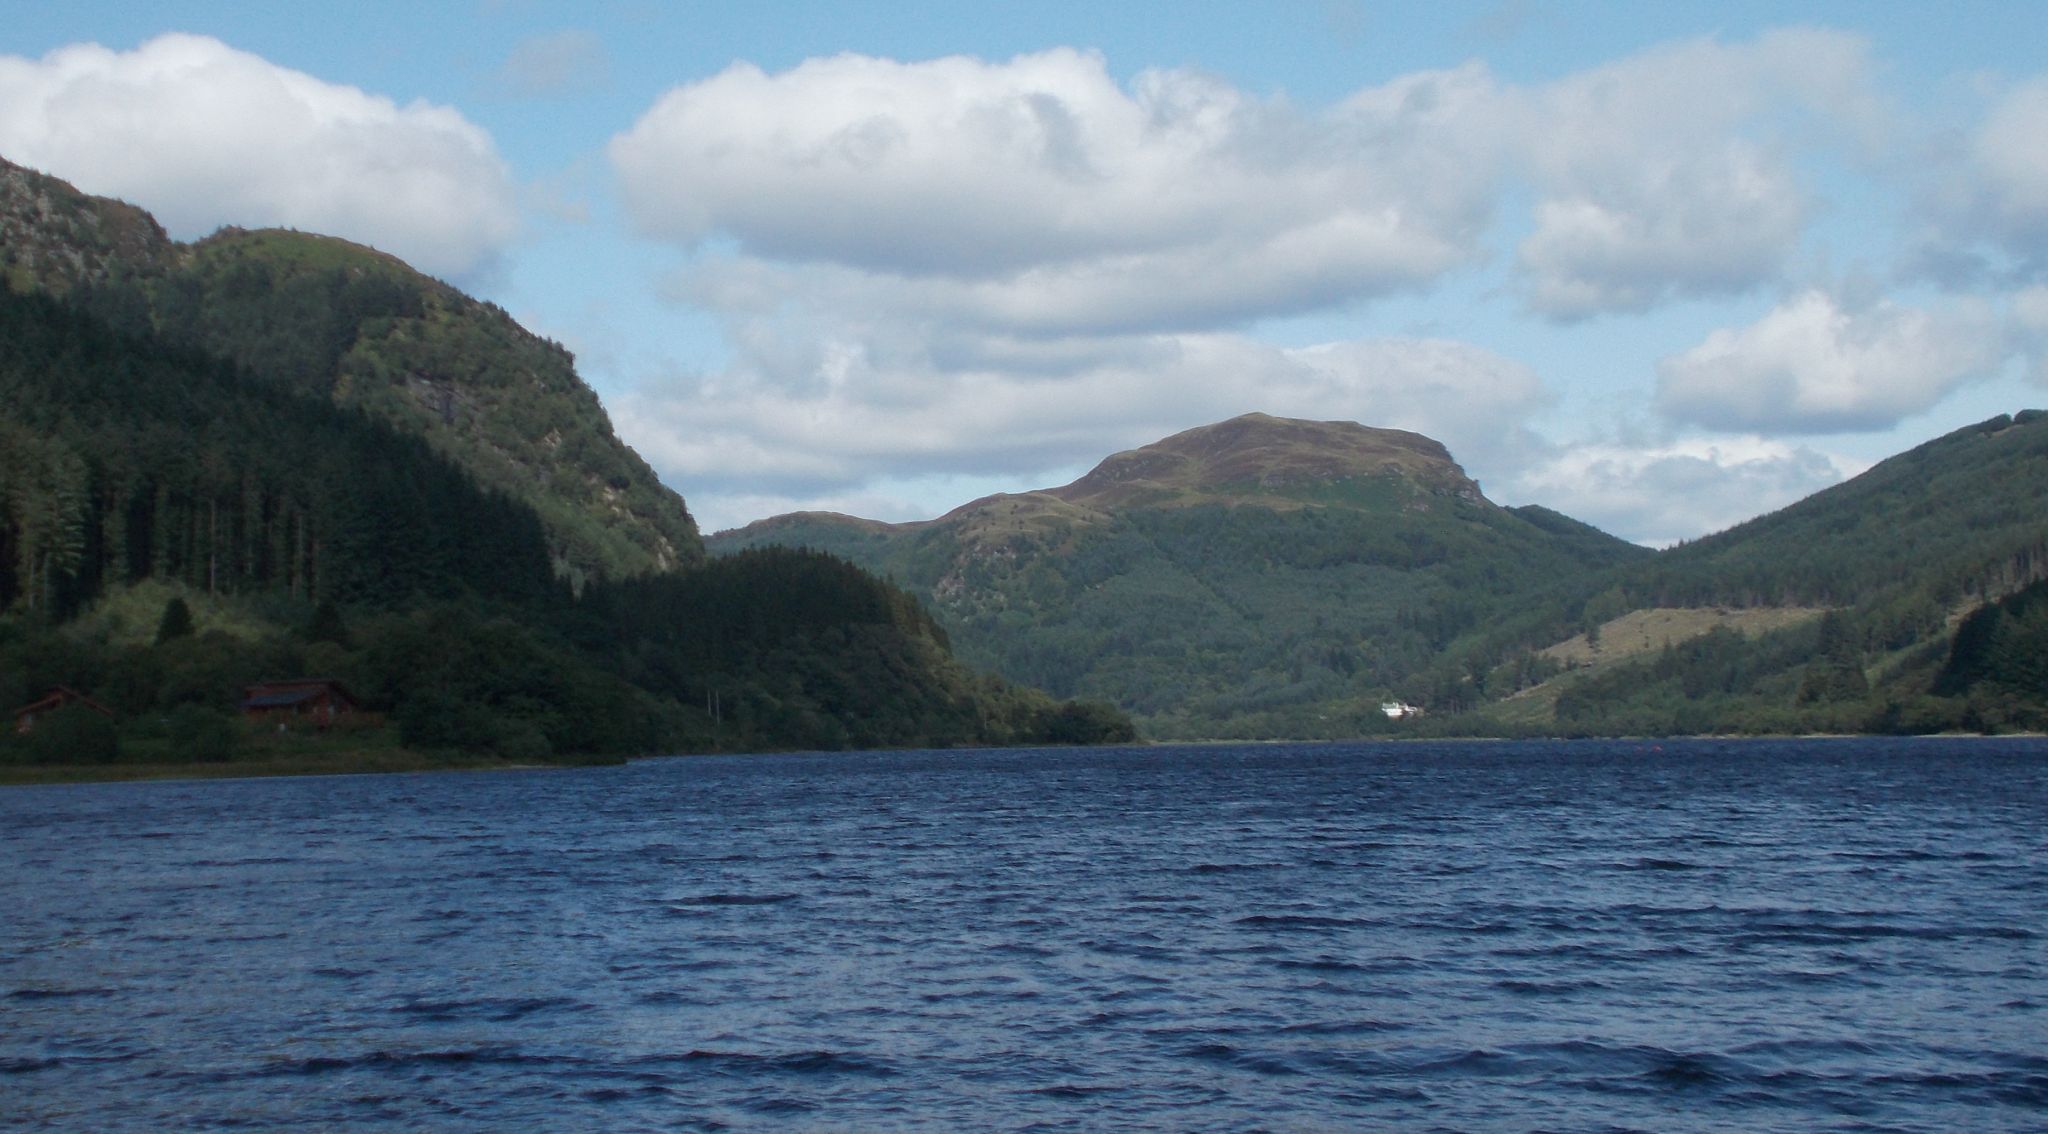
xmin=73 ymin=226 xmax=701 ymax=585
xmin=718 ymin=410 xmax=2048 ymax=740
xmin=0 ymin=287 xmax=557 ymax=617
xmin=0 ymin=291 xmax=1133 ymax=769
xmin=720 ymin=493 xmax=1651 ymax=739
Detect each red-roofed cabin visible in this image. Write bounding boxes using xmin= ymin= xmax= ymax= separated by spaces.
xmin=241 ymin=679 xmax=360 ymax=730
xmin=13 ymin=686 xmax=115 ymax=735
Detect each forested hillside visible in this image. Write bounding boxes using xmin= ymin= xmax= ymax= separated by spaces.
xmin=0 ymin=280 xmax=1132 ymax=776
xmin=714 ymin=415 xmax=1653 ymax=739
xmin=720 ymin=413 xmax=2048 ymax=739
xmin=0 ymin=289 xmax=555 ymax=617
xmin=8 ymin=141 xmax=2039 ymax=755
xmin=1 ymin=156 xmax=697 ymax=586
xmin=1484 ymin=413 xmax=2048 ymax=736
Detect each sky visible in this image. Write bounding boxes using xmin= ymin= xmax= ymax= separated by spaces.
xmin=4 ymin=2 xmax=2045 ymax=546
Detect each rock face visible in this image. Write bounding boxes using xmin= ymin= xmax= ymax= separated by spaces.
xmin=0 ymin=157 xmax=179 ymax=294
xmin=0 ymin=156 xmax=700 ymax=583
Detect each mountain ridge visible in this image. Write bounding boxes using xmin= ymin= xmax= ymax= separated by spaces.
xmin=717 ymin=412 xmax=1497 ymax=546
xmin=710 ymin=413 xmax=1651 ymax=737
xmin=714 ymin=409 xmax=2048 ymax=738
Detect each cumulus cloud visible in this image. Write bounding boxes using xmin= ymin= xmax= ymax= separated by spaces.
xmin=611 ymin=49 xmax=1501 ymax=332
xmin=1503 ymin=436 xmax=1857 ymax=547
xmin=2014 ymin=284 xmax=2048 ymax=384
xmin=1656 ymin=290 xmax=2007 ymax=433
xmin=611 ymin=32 xmax=1892 ymax=337
xmin=0 ymin=34 xmax=518 ymax=277
xmin=1919 ymin=78 xmax=2048 ymax=283
xmin=604 ymin=32 xmax=1920 ymax=539
xmin=1973 ymin=80 xmax=2048 ymax=257
xmin=1510 ymin=28 xmax=1885 ymax=318
xmin=1514 ymin=146 xmax=1808 ymax=317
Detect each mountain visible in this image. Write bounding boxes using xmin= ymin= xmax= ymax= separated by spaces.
xmin=1 ymin=156 xmax=696 ymax=585
xmin=0 ymin=282 xmax=1133 ymax=773
xmin=1509 ymin=411 xmax=2048 ymax=735
xmin=712 ymin=413 xmax=1651 ymax=738
xmin=0 ymin=163 xmax=1136 ymax=774
xmin=717 ymin=411 xmax=2048 ymax=738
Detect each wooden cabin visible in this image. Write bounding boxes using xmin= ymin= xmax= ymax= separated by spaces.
xmin=241 ymin=678 xmax=361 ymax=730
xmin=13 ymin=686 xmax=115 ymax=735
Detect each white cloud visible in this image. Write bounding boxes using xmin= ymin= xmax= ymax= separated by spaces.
xmin=1504 ymin=436 xmax=1858 ymax=547
xmin=1510 ymin=28 xmax=1885 ymax=317
xmin=0 ymin=34 xmax=518 ymax=278
xmin=1656 ymin=290 xmax=2007 ymax=433
xmin=1940 ymin=78 xmax=2048 ymax=279
xmin=1514 ymin=145 xmax=1809 ymax=317
xmin=2015 ymin=284 xmax=2048 ymax=384
xmin=1907 ymin=77 xmax=2048 ymax=287
xmin=611 ymin=32 xmax=1893 ymax=337
xmin=611 ymin=49 xmax=1502 ymax=332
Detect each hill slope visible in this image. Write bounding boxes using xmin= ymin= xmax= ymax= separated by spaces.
xmin=1494 ymin=412 xmax=2048 ymax=734
xmin=1 ymin=155 xmax=698 ymax=584
xmin=714 ymin=414 xmax=1651 ymax=738
xmin=720 ymin=411 xmax=2048 ymax=738
xmin=0 ymin=287 xmax=1134 ymax=769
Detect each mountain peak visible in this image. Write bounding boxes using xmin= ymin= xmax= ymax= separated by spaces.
xmin=1 ymin=157 xmax=177 ymax=294
xmin=1050 ymin=413 xmax=1483 ymax=511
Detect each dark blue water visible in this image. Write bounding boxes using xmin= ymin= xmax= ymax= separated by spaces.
xmin=3 ymin=738 xmax=2045 ymax=1132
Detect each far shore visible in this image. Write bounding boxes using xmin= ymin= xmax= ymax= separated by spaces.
xmin=6 ymin=732 xmax=2041 ymax=788
xmin=0 ymin=749 xmax=625 ymax=787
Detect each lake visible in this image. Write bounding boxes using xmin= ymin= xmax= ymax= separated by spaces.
xmin=4 ymin=738 xmax=2045 ymax=1132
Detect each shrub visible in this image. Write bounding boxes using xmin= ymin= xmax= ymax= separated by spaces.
xmin=24 ymin=708 xmax=122 ymax=765
xmin=166 ymin=703 xmax=243 ymax=763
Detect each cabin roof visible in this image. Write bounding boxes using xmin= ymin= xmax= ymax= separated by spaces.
xmin=12 ymin=685 xmax=114 ymax=720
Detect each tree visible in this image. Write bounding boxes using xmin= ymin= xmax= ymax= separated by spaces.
xmin=23 ymin=706 xmax=121 ymax=765
xmin=155 ymin=596 xmax=195 ymax=644
xmin=304 ymin=599 xmax=350 ymax=646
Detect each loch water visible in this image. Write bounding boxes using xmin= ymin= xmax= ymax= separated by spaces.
xmin=3 ymin=738 xmax=2045 ymax=1132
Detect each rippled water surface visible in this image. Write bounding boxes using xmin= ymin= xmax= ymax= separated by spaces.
xmin=5 ymin=738 xmax=2046 ymax=1132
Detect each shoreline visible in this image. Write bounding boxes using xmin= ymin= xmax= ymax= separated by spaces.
xmin=7 ymin=732 xmax=2041 ymax=788
xmin=0 ymin=749 xmax=625 ymax=787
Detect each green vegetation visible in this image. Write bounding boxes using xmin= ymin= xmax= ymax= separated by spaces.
xmin=9 ymin=153 xmax=2040 ymax=757
xmin=0 ymin=286 xmax=1133 ymax=783
xmin=3 ymin=157 xmax=698 ymax=586
xmin=720 ymin=413 xmax=2048 ymax=741
xmin=1453 ymin=414 xmax=2048 ymax=737
xmin=715 ymin=416 xmax=1653 ymax=739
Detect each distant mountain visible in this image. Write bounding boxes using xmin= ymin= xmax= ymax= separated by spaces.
xmin=718 ymin=410 xmax=2048 ymax=737
xmin=0 ymin=155 xmax=697 ymax=585
xmin=713 ymin=413 xmax=1651 ymax=738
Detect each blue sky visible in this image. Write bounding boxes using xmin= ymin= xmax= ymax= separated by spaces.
xmin=5 ymin=2 xmax=2045 ymax=544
